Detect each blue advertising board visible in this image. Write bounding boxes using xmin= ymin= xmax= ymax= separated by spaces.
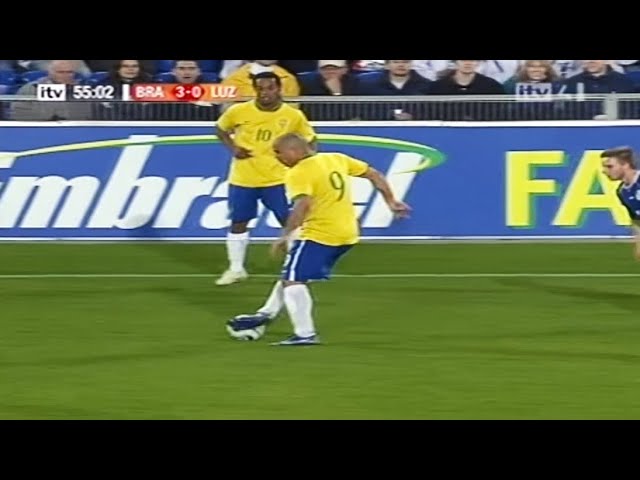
xmin=0 ymin=120 xmax=638 ymax=240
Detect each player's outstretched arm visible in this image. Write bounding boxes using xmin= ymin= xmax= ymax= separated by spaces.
xmin=359 ymin=167 xmax=411 ymax=218
xmin=271 ymin=195 xmax=312 ymax=257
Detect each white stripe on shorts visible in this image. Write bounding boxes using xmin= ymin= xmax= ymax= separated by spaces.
xmin=287 ymin=240 xmax=307 ymax=281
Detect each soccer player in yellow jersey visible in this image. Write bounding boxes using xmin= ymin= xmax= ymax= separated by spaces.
xmin=227 ymin=133 xmax=411 ymax=346
xmin=215 ymin=72 xmax=316 ymax=286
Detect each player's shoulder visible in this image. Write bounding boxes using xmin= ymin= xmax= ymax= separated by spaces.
xmin=317 ymin=151 xmax=356 ymax=163
xmin=285 ymin=162 xmax=308 ymax=182
xmin=280 ymin=102 xmax=305 ymax=116
xmin=225 ymin=100 xmax=254 ymax=115
xmin=289 ymin=154 xmax=322 ymax=174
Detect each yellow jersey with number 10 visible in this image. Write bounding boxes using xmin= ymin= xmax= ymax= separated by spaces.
xmin=284 ymin=152 xmax=370 ymax=247
xmin=216 ymin=100 xmax=316 ymax=188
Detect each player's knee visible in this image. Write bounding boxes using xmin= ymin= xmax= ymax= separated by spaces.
xmin=230 ymin=222 xmax=249 ymax=234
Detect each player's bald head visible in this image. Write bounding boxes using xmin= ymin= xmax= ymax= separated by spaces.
xmin=274 ymin=133 xmax=308 ymax=150
xmin=274 ymin=133 xmax=312 ymax=166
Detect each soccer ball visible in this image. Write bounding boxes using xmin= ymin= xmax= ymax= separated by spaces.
xmin=226 ymin=314 xmax=267 ymax=341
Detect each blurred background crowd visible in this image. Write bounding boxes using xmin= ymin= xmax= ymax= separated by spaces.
xmin=2 ymin=60 xmax=640 ymax=122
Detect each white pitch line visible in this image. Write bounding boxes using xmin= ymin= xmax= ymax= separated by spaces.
xmin=0 ymin=273 xmax=640 ymax=279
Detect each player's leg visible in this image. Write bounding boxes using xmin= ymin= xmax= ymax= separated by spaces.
xmin=259 ymin=184 xmax=297 ymax=249
xmin=256 ymin=280 xmax=285 ymax=320
xmin=272 ymin=240 xmax=353 ymax=346
xmin=236 ymin=242 xmax=294 ymax=325
xmin=216 ymin=185 xmax=258 ymax=286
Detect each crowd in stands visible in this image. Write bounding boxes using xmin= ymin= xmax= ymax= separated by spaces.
xmin=2 ymin=60 xmax=640 ymax=121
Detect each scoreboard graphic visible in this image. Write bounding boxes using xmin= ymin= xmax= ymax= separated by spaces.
xmin=36 ymin=83 xmax=239 ymax=102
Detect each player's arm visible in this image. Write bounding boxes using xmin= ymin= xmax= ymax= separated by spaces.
xmin=272 ymin=173 xmax=313 ymax=256
xmin=348 ymin=156 xmax=411 ymax=218
xmin=215 ymin=107 xmax=252 ymax=159
xmin=283 ymin=195 xmax=312 ymax=238
xmin=283 ymin=169 xmax=313 ymax=239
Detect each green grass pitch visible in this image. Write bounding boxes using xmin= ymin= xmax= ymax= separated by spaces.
xmin=2 ymin=241 xmax=640 ymax=419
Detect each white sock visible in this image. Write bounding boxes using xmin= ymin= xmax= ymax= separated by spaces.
xmin=257 ymin=281 xmax=284 ymax=319
xmin=283 ymin=284 xmax=315 ymax=337
xmin=226 ymin=232 xmax=249 ymax=272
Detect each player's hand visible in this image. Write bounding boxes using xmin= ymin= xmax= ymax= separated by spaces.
xmin=271 ymin=237 xmax=289 ymax=258
xmin=388 ymin=200 xmax=412 ymax=219
xmin=232 ymin=146 xmax=252 ymax=159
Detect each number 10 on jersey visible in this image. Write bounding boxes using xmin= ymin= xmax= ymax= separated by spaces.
xmin=256 ymin=129 xmax=273 ymax=142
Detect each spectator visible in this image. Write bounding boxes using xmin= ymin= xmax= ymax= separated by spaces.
xmin=549 ymin=60 xmax=623 ymax=80
xmin=11 ymin=60 xmax=91 ymax=121
xmin=430 ymin=60 xmax=504 ymax=95
xmin=503 ymin=60 xmax=562 ymax=94
xmin=16 ymin=60 xmax=91 ymax=76
xmin=154 ymin=60 xmax=217 ymax=121
xmin=503 ymin=60 xmax=564 ymax=120
xmin=99 ymin=60 xmax=152 ymax=89
xmin=563 ymin=60 xmax=637 ymax=119
xmin=298 ymin=60 xmax=361 ymax=121
xmin=357 ymin=60 xmax=431 ymax=120
xmin=221 ymin=60 xmax=300 ymax=99
xmin=300 ymin=60 xmax=359 ymax=96
xmin=414 ymin=60 xmax=518 ymax=82
xmin=86 ymin=60 xmax=156 ymax=76
xmin=171 ymin=60 xmax=205 ymax=84
xmin=93 ymin=60 xmax=154 ymax=121
xmin=565 ymin=60 xmax=635 ymax=95
xmin=429 ymin=60 xmax=504 ymax=120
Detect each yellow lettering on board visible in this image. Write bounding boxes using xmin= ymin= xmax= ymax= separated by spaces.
xmin=506 ymin=151 xmax=563 ymax=227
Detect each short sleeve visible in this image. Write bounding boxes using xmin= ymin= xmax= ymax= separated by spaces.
xmin=294 ymin=110 xmax=316 ymax=143
xmin=344 ymin=154 xmax=369 ymax=177
xmin=216 ymin=105 xmax=236 ymax=132
xmin=285 ymin=167 xmax=313 ymax=201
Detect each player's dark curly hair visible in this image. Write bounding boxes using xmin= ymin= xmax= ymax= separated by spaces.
xmin=601 ymin=146 xmax=637 ymax=168
xmin=252 ymin=71 xmax=282 ymax=87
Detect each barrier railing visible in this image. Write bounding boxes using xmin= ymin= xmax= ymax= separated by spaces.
xmin=1 ymin=93 xmax=640 ymax=122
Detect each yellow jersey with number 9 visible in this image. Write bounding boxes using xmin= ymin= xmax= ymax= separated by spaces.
xmin=216 ymin=100 xmax=316 ymax=188
xmin=285 ymin=152 xmax=370 ymax=246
